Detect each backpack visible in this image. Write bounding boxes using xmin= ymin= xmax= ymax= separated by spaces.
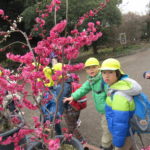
xmin=69 ymin=82 xmax=87 ymax=111
xmin=110 ymin=91 xmax=150 ymax=133
xmin=130 ymin=93 xmax=150 ymax=133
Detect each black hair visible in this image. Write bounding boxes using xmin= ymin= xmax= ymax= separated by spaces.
xmin=115 ymin=70 xmax=123 ymax=80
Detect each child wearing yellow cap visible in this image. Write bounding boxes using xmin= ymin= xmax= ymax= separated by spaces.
xmin=52 ymin=63 xmax=87 ymax=144
xmin=101 ymin=58 xmax=142 ymax=150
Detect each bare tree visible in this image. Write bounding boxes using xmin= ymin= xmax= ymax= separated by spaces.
xmin=118 ymin=13 xmax=145 ymax=43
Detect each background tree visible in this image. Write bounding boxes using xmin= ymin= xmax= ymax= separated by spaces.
xmin=0 ymin=0 xmax=123 ymax=62
xmin=117 ymin=13 xmax=145 ymax=44
xmin=143 ymin=2 xmax=150 ymax=41
xmin=90 ymin=0 xmax=122 ymax=54
xmin=21 ymin=0 xmax=123 ymax=54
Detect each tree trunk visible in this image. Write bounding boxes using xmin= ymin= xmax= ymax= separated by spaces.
xmin=92 ymin=42 xmax=98 ymax=54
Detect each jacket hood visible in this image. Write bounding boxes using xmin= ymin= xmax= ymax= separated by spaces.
xmin=110 ymin=77 xmax=142 ymax=96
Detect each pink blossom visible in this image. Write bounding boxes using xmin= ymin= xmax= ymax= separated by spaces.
xmin=62 ymin=128 xmax=68 ymax=133
xmin=11 ymin=116 xmax=21 ymax=124
xmin=55 ymin=0 xmax=61 ymax=4
xmin=33 ymin=116 xmax=41 ymax=128
xmin=96 ymin=21 xmax=101 ymax=26
xmin=0 ymin=9 xmax=4 ymax=15
xmin=89 ymin=10 xmax=94 ymax=16
xmin=141 ymin=146 xmax=150 ymax=150
xmin=70 ymin=73 xmax=80 ymax=82
xmin=71 ymin=29 xmax=79 ymax=35
xmin=34 ymin=27 xmax=39 ymax=31
xmin=55 ymin=6 xmax=60 ymax=11
xmin=1 ymin=136 xmax=13 ymax=145
xmin=0 ymin=48 xmax=4 ymax=52
xmin=77 ymin=17 xmax=85 ymax=26
xmin=14 ymin=146 xmax=23 ymax=150
xmin=64 ymin=133 xmax=73 ymax=141
xmin=0 ymin=107 xmax=4 ymax=111
xmin=50 ymin=20 xmax=67 ymax=35
xmin=46 ymin=0 xmax=61 ymax=13
xmin=23 ymin=98 xmax=38 ymax=110
xmin=64 ymin=64 xmax=84 ymax=72
xmin=35 ymin=17 xmax=45 ymax=27
xmin=48 ymin=139 xmax=60 ymax=150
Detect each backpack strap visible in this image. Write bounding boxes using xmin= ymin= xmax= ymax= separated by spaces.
xmin=89 ymin=80 xmax=105 ymax=94
xmin=109 ymin=90 xmax=133 ymax=102
xmin=109 ymin=90 xmax=117 ymax=100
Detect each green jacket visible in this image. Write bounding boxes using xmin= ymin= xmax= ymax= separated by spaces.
xmin=71 ymin=72 xmax=107 ymax=114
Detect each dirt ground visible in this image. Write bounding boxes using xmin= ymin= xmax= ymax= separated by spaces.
xmin=24 ymin=46 xmax=150 ymax=150
xmin=76 ymin=47 xmax=150 ymax=149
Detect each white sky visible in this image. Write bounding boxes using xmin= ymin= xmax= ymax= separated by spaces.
xmin=118 ymin=0 xmax=150 ymax=15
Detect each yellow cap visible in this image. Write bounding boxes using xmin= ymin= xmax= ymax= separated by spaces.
xmin=0 ymin=70 xmax=2 ymax=76
xmin=100 ymin=58 xmax=125 ymax=74
xmin=84 ymin=57 xmax=100 ymax=68
xmin=53 ymin=63 xmax=63 ymax=71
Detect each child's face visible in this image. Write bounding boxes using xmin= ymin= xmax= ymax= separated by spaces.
xmin=101 ymin=70 xmax=118 ymax=85
xmin=85 ymin=65 xmax=99 ymax=77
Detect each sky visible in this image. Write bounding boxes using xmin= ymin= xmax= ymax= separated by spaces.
xmin=118 ymin=0 xmax=149 ymax=15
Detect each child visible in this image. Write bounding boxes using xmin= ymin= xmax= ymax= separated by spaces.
xmin=52 ymin=63 xmax=86 ymax=144
xmin=39 ymin=65 xmax=63 ymax=135
xmin=100 ymin=58 xmax=142 ymax=150
xmin=63 ymin=57 xmax=112 ymax=150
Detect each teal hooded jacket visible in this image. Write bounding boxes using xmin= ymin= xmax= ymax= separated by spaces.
xmin=71 ymin=71 xmax=107 ymax=114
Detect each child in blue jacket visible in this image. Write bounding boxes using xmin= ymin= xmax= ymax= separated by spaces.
xmin=100 ymin=58 xmax=142 ymax=150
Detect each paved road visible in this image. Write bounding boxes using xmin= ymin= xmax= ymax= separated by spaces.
xmin=77 ymin=48 xmax=150 ymax=149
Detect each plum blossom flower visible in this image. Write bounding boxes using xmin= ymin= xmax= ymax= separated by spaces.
xmin=141 ymin=146 xmax=150 ymax=150
xmin=89 ymin=10 xmax=94 ymax=16
xmin=0 ymin=9 xmax=4 ymax=15
xmin=35 ymin=17 xmax=45 ymax=27
xmin=96 ymin=21 xmax=101 ymax=26
xmin=50 ymin=20 xmax=67 ymax=36
xmin=48 ymin=138 xmax=60 ymax=150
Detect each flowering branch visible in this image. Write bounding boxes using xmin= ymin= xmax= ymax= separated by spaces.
xmin=0 ymin=0 xmax=111 ymax=149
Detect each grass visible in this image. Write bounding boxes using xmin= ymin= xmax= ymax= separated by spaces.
xmin=72 ymin=42 xmax=149 ymax=64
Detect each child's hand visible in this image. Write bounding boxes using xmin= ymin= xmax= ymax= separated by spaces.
xmin=145 ymin=73 xmax=150 ymax=79
xmin=143 ymin=71 xmax=150 ymax=79
xmin=63 ymin=97 xmax=73 ymax=103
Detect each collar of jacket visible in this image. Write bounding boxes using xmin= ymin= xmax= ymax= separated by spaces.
xmin=88 ymin=71 xmax=102 ymax=85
